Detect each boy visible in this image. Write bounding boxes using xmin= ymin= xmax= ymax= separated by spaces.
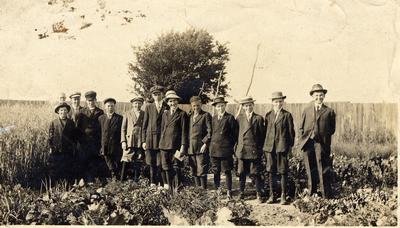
xmin=235 ymin=96 xmax=265 ymax=202
xmin=299 ymin=84 xmax=336 ymax=199
xmin=48 ymin=102 xmax=76 ymax=183
xmin=159 ymin=90 xmax=188 ymax=191
xmin=187 ymin=96 xmax=212 ymax=189
xmin=79 ymin=91 xmax=104 ymax=182
xmin=142 ymin=85 xmax=169 ymax=187
xmin=209 ymin=96 xmax=238 ymax=199
xmin=99 ymin=98 xmax=123 ymax=180
xmin=69 ymin=92 xmax=83 ymax=127
xmin=263 ymin=92 xmax=295 ymax=204
xmin=120 ymin=96 xmax=145 ymax=182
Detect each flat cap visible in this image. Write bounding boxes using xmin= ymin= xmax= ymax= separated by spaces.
xmin=69 ymin=92 xmax=81 ymax=99
xmin=130 ymin=96 xmax=144 ymax=103
xmin=150 ymin=85 xmax=165 ymax=94
xmin=84 ymin=90 xmax=97 ymax=99
xmin=103 ymin=97 xmax=116 ymax=104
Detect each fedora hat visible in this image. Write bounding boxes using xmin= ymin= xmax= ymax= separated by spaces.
xmin=310 ymin=84 xmax=328 ymax=96
xmin=150 ymin=85 xmax=165 ymax=94
xmin=69 ymin=92 xmax=81 ymax=99
xmin=103 ymin=97 xmax=116 ymax=104
xmin=239 ymin=96 xmax=256 ymax=104
xmin=130 ymin=96 xmax=144 ymax=103
xmin=54 ymin=102 xmax=71 ymax=113
xmin=212 ymin=96 xmax=228 ymax=106
xmin=164 ymin=90 xmax=181 ymax=102
xmin=271 ymin=91 xmax=287 ymax=100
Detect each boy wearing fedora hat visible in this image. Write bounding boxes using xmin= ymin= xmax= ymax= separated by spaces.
xmin=187 ymin=96 xmax=212 ymax=189
xmin=120 ymin=96 xmax=145 ymax=182
xmin=235 ymin=96 xmax=265 ymax=202
xmin=142 ymin=85 xmax=169 ymax=188
xmin=263 ymin=92 xmax=295 ymax=204
xmin=78 ymin=91 xmax=105 ymax=182
xmin=299 ymin=84 xmax=336 ymax=199
xmin=209 ymin=96 xmax=238 ymax=199
xmin=99 ymin=98 xmax=123 ymax=180
xmin=158 ymin=90 xmax=188 ymax=191
xmin=48 ymin=102 xmax=76 ymax=184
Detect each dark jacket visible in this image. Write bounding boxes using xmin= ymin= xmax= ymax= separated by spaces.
xmin=263 ymin=109 xmax=295 ymax=153
xmin=159 ymin=108 xmax=188 ymax=152
xmin=69 ymin=106 xmax=84 ymax=127
xmin=142 ymin=102 xmax=169 ymax=150
xmin=298 ymin=103 xmax=336 ymax=151
xmin=49 ymin=118 xmax=76 ymax=154
xmin=188 ymin=110 xmax=212 ymax=155
xmin=99 ymin=113 xmax=123 ymax=156
xmin=79 ymin=106 xmax=104 ymax=144
xmin=209 ymin=112 xmax=238 ymax=158
xmin=236 ymin=112 xmax=265 ymax=159
xmin=121 ymin=110 xmax=144 ymax=148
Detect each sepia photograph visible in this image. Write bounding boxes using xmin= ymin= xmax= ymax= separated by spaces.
xmin=0 ymin=0 xmax=398 ymax=226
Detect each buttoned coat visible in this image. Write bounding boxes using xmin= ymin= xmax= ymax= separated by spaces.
xmin=69 ymin=106 xmax=84 ymax=127
xmin=209 ymin=112 xmax=238 ymax=158
xmin=121 ymin=110 xmax=144 ymax=148
xmin=79 ymin=107 xmax=104 ymax=144
xmin=142 ymin=102 xmax=169 ymax=150
xmin=188 ymin=110 xmax=212 ymax=155
xmin=235 ymin=112 xmax=265 ymax=159
xmin=159 ymin=108 xmax=188 ymax=152
xmin=99 ymin=113 xmax=123 ymax=156
xmin=263 ymin=109 xmax=295 ymax=153
xmin=298 ymin=102 xmax=336 ymax=151
xmin=49 ymin=118 xmax=76 ymax=154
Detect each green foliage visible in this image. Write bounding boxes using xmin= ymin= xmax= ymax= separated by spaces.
xmin=128 ymin=28 xmax=230 ymax=103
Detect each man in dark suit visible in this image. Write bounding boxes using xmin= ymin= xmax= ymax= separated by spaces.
xmin=209 ymin=96 xmax=238 ymax=199
xmin=78 ymin=91 xmax=104 ymax=182
xmin=142 ymin=85 xmax=169 ymax=187
xmin=159 ymin=90 xmax=188 ymax=191
xmin=299 ymin=84 xmax=336 ymax=199
xmin=99 ymin=98 xmax=123 ymax=180
xmin=235 ymin=96 xmax=265 ymax=202
xmin=263 ymin=92 xmax=295 ymax=204
xmin=187 ymin=96 xmax=212 ymax=189
xmin=68 ymin=91 xmax=84 ymax=182
xmin=69 ymin=92 xmax=84 ymax=127
xmin=48 ymin=102 xmax=76 ymax=184
xmin=120 ymin=96 xmax=145 ymax=182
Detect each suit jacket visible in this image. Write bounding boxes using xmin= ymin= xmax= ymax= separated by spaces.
xmin=159 ymin=108 xmax=188 ymax=152
xmin=236 ymin=112 xmax=265 ymax=159
xmin=99 ymin=113 xmax=123 ymax=156
xmin=263 ymin=109 xmax=295 ymax=153
xmin=142 ymin=102 xmax=169 ymax=150
xmin=49 ymin=118 xmax=76 ymax=154
xmin=188 ymin=110 xmax=212 ymax=155
xmin=299 ymin=102 xmax=336 ymax=151
xmin=79 ymin=107 xmax=104 ymax=144
xmin=121 ymin=110 xmax=144 ymax=148
xmin=68 ymin=106 xmax=84 ymax=127
xmin=209 ymin=112 xmax=238 ymax=158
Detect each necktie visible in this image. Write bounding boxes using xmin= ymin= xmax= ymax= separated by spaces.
xmin=274 ymin=111 xmax=279 ymax=122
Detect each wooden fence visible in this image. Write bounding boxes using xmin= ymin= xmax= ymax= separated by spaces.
xmin=0 ymin=100 xmax=397 ymax=144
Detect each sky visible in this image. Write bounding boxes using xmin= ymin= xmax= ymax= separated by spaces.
xmin=0 ymin=0 xmax=399 ymax=103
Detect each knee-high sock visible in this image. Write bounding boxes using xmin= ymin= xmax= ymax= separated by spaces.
xmin=254 ymin=175 xmax=262 ymax=193
xmin=194 ymin=176 xmax=201 ymax=186
xmin=269 ymin=173 xmax=274 ymax=196
xmin=166 ymin=170 xmax=173 ymax=187
xmin=281 ymin=174 xmax=287 ymax=196
xmin=161 ymin=170 xmax=167 ymax=186
xmin=120 ymin=162 xmax=127 ymax=181
xmin=225 ymin=171 xmax=232 ymax=191
xmin=200 ymin=175 xmax=207 ymax=189
xmin=214 ymin=172 xmax=221 ymax=188
xmin=150 ymin=167 xmax=156 ymax=184
xmin=239 ymin=173 xmax=246 ymax=192
xmin=174 ymin=168 xmax=182 ymax=188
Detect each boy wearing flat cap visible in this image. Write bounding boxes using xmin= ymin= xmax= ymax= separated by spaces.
xmin=48 ymin=102 xmax=76 ymax=184
xmin=187 ymin=96 xmax=212 ymax=189
xmin=120 ymin=96 xmax=145 ymax=182
xmin=79 ymin=91 xmax=104 ymax=182
xmin=235 ymin=96 xmax=265 ymax=202
xmin=69 ymin=92 xmax=83 ymax=127
xmin=299 ymin=84 xmax=335 ymax=199
xmin=142 ymin=85 xmax=169 ymax=187
xmin=99 ymin=98 xmax=123 ymax=180
xmin=263 ymin=92 xmax=295 ymax=204
xmin=209 ymin=96 xmax=238 ymax=199
xmin=159 ymin=90 xmax=188 ymax=191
